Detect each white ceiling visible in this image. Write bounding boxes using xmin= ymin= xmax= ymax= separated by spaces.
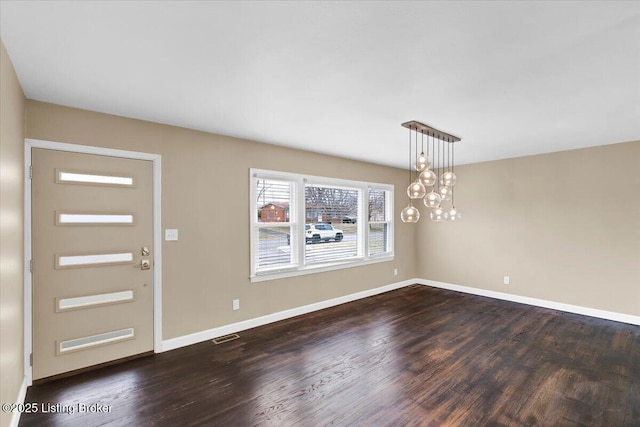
xmin=1 ymin=1 xmax=639 ymax=168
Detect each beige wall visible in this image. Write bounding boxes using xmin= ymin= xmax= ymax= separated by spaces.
xmin=25 ymin=100 xmax=417 ymax=340
xmin=417 ymin=141 xmax=640 ymax=316
xmin=5 ymin=46 xmax=636 ymax=423
xmin=0 ymin=41 xmax=26 ymax=427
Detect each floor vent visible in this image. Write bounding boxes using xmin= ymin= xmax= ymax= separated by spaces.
xmin=212 ymin=334 xmax=240 ymax=345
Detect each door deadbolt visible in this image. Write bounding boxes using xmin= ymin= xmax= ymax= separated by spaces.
xmin=135 ymin=259 xmax=151 ymax=270
xmin=142 ymin=246 xmax=150 ymax=256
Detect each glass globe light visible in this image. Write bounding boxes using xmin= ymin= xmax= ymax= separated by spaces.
xmin=407 ymin=180 xmax=426 ymax=199
xmin=419 ymin=169 xmax=437 ymax=187
xmin=401 ymin=204 xmax=420 ymax=223
xmin=423 ymin=191 xmax=441 ymax=208
xmin=440 ymin=171 xmax=457 ymax=187
xmin=448 ymin=206 xmax=462 ymax=221
xmin=430 ymin=206 xmax=449 ymax=222
xmin=414 ymin=152 xmax=430 ymax=172
xmin=439 ymin=185 xmax=452 ymax=201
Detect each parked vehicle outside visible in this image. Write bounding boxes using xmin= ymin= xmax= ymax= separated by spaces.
xmin=306 ymin=223 xmax=343 ymax=243
xmin=287 ymin=223 xmax=344 ymax=245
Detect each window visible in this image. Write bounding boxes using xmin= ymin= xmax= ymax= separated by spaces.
xmin=250 ymin=169 xmax=393 ymax=282
xmin=254 ymin=178 xmax=296 ymax=272
xmin=368 ymin=189 xmax=391 ymax=256
xmin=305 ymin=184 xmax=359 ymax=264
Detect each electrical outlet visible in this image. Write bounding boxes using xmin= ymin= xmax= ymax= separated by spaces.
xmin=504 ymin=276 xmax=510 ymax=285
xmin=394 ymin=268 xmax=398 ymax=276
xmin=232 ymin=299 xmax=240 ymax=310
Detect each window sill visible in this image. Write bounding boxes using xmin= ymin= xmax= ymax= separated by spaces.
xmin=250 ymin=254 xmax=394 ymax=283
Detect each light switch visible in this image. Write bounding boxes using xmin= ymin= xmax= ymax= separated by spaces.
xmin=165 ymin=229 xmax=179 ymax=241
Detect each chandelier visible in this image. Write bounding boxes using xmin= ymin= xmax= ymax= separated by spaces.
xmin=400 ymin=120 xmax=462 ymax=223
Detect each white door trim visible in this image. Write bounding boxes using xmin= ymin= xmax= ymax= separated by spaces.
xmin=24 ymin=138 xmax=162 ymax=386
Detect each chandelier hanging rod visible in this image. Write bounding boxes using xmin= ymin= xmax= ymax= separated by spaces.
xmin=401 ymin=121 xmax=461 ymax=142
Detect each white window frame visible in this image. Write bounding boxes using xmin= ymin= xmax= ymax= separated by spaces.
xmin=252 ymin=175 xmax=298 ymax=274
xmin=367 ymin=186 xmax=394 ymax=258
xmin=250 ymin=169 xmax=394 ymax=282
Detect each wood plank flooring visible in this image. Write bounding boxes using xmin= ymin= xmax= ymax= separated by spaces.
xmin=19 ymin=286 xmax=640 ymax=426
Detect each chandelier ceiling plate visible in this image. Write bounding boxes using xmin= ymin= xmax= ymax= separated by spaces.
xmin=401 ymin=121 xmax=461 ymax=142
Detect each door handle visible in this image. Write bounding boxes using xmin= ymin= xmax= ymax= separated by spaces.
xmin=134 ymin=259 xmax=151 ymax=270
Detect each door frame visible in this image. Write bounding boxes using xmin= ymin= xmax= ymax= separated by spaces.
xmin=24 ymin=138 xmax=163 ymax=386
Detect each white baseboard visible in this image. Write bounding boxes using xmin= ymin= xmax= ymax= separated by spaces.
xmin=161 ymin=279 xmax=415 ymax=352
xmin=417 ymin=278 xmax=640 ymax=326
xmin=161 ymin=277 xmax=638 ymax=353
xmin=9 ymin=377 xmax=28 ymax=427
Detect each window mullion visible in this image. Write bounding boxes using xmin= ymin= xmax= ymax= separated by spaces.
xmin=362 ymin=187 xmax=369 ymax=259
xmin=250 ymin=172 xmax=258 ymax=277
xmin=296 ymin=177 xmax=306 ymax=268
xmin=387 ymin=189 xmax=394 ymax=255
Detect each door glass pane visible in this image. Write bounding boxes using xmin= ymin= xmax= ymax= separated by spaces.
xmin=57 ymin=252 xmax=133 ymax=268
xmin=58 ymin=291 xmax=134 ymax=311
xmin=59 ymin=328 xmax=135 ymax=353
xmin=58 ymin=171 xmax=133 ymax=186
xmin=58 ymin=213 xmax=134 ymax=225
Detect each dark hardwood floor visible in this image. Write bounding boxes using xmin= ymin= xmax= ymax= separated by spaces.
xmin=20 ymin=286 xmax=640 ymax=426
